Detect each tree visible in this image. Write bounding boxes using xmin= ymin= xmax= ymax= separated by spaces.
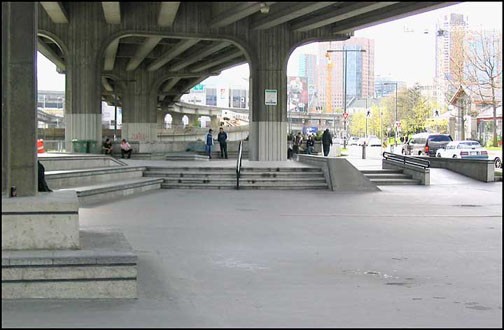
xmin=465 ymin=29 xmax=502 ymax=147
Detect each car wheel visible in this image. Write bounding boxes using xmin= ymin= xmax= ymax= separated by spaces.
xmin=436 ymin=153 xmax=441 ymax=158
xmin=495 ymin=157 xmax=502 ymax=168
xmin=452 ymin=155 xmax=457 ymax=158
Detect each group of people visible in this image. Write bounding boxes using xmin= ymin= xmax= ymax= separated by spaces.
xmin=291 ymin=128 xmax=333 ymax=157
xmin=102 ymin=138 xmax=133 ymax=159
xmin=205 ymin=127 xmax=228 ymax=159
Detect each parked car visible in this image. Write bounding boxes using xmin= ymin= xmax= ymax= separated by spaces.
xmin=436 ymin=140 xmax=488 ymax=159
xmin=357 ymin=137 xmax=367 ymax=146
xmin=348 ymin=136 xmax=359 ymax=146
xmin=488 ymin=150 xmax=502 ymax=168
xmin=402 ymin=132 xmax=453 ymax=157
xmin=366 ymin=136 xmax=382 ymax=147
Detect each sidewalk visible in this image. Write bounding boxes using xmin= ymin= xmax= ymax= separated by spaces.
xmin=2 ymin=150 xmax=502 ymax=328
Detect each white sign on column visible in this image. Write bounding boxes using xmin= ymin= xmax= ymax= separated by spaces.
xmin=265 ymin=89 xmax=277 ymax=106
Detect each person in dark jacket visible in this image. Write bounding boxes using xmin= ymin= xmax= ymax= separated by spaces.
xmin=306 ymin=135 xmax=315 ymax=155
xmin=38 ymin=160 xmax=52 ymax=192
xmin=205 ymin=129 xmax=214 ymax=159
xmin=322 ymin=128 xmax=333 ymax=156
xmin=217 ymin=127 xmax=228 ymax=159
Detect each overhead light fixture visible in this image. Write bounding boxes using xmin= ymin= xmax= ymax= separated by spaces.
xmin=260 ymin=3 xmax=270 ymax=14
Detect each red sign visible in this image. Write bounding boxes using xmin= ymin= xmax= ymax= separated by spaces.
xmin=343 ymin=112 xmax=349 ymax=119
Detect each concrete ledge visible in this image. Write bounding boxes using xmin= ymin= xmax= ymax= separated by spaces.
xmin=46 ymin=166 xmax=146 ymax=189
xmin=2 ymin=229 xmax=137 ymax=299
xmin=39 ymin=155 xmax=125 ymax=171
xmin=382 ymin=159 xmax=430 ymax=185
xmin=297 ymin=155 xmax=380 ymax=192
xmin=413 ymin=157 xmax=494 ymax=182
xmin=2 ymin=191 xmax=80 ymax=250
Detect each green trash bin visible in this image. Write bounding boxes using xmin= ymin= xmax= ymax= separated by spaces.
xmin=86 ymin=140 xmax=98 ymax=154
xmin=71 ymin=139 xmax=87 ymax=153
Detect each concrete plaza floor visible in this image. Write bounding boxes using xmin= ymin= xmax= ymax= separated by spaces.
xmin=2 ymin=147 xmax=502 ymax=328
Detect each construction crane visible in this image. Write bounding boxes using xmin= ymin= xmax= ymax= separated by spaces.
xmin=325 ymin=52 xmax=333 ymax=114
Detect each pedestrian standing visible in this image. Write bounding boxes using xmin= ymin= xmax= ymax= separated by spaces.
xmin=293 ymin=132 xmax=303 ymax=154
xmin=205 ymin=129 xmax=214 ymax=159
xmin=306 ymin=135 xmax=315 ymax=155
xmin=217 ymin=127 xmax=228 ymax=159
xmin=322 ymin=128 xmax=333 ymax=156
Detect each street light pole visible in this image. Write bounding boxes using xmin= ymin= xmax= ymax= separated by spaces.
xmin=384 ymin=82 xmax=398 ymax=147
xmin=326 ymin=48 xmax=366 ymax=149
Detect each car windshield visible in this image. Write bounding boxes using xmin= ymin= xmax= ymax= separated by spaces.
xmin=428 ymin=135 xmax=451 ymax=142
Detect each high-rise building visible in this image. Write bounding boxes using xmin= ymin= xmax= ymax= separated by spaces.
xmin=317 ymin=38 xmax=374 ymax=113
xmin=298 ymin=54 xmax=318 ymax=111
xmin=435 ymin=13 xmax=468 ymax=109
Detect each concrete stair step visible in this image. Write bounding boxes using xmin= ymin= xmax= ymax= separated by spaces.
xmin=58 ymin=177 xmax=164 ymax=204
xmin=370 ymin=178 xmax=421 ymax=185
xmin=239 ymin=183 xmax=328 ymax=190
xmin=46 ymin=166 xmax=147 ymax=190
xmin=360 ymin=169 xmax=403 ymax=175
xmin=364 ymin=173 xmax=411 ymax=180
xmin=161 ymin=183 xmax=236 ymax=189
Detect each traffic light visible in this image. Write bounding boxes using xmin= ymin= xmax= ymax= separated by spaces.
xmin=366 ymin=110 xmax=371 ymax=118
xmin=434 ymin=109 xmax=440 ymax=117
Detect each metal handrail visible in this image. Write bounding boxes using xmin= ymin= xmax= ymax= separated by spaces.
xmin=382 ymin=151 xmax=430 ymax=169
xmin=236 ymin=140 xmax=243 ymax=190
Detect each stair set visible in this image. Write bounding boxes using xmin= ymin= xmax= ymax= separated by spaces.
xmin=42 ymin=155 xmax=422 ymax=205
xmin=360 ymin=169 xmax=421 ymax=185
xmin=144 ymin=166 xmax=328 ymax=190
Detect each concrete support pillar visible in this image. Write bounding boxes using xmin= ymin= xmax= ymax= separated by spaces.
xmin=121 ymin=72 xmax=158 ymax=142
xmin=64 ymin=3 xmax=103 ymax=152
xmin=248 ymin=30 xmax=290 ymax=161
xmin=210 ymin=115 xmax=221 ymax=129
xmin=170 ymin=112 xmax=184 ymax=127
xmin=2 ymin=2 xmax=38 ymax=196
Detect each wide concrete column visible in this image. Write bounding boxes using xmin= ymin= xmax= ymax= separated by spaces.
xmin=2 ymin=2 xmax=38 ymax=197
xmin=121 ymin=71 xmax=158 ymax=142
xmin=170 ymin=112 xmax=184 ymax=127
xmin=64 ymin=3 xmax=103 ymax=152
xmin=210 ymin=115 xmax=221 ymax=128
xmin=248 ymin=29 xmax=290 ymax=161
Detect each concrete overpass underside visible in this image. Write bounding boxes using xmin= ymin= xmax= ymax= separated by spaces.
xmin=3 ymin=0 xmax=459 ymax=194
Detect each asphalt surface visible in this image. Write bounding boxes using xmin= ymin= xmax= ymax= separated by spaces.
xmin=2 ymin=146 xmax=502 ymax=328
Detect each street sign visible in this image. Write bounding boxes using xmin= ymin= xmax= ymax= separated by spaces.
xmin=192 ymin=84 xmax=204 ymax=91
xmin=265 ymin=89 xmax=277 ymax=106
xmin=343 ymin=112 xmax=349 ymax=119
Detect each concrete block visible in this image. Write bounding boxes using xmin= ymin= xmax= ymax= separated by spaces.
xmin=2 ymin=280 xmax=137 ymax=299
xmin=2 ymin=191 xmax=80 ymax=250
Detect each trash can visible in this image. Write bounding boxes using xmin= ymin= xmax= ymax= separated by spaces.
xmin=71 ymin=139 xmax=87 ymax=153
xmin=86 ymin=140 xmax=98 ymax=154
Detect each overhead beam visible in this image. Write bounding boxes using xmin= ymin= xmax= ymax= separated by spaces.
xmin=126 ymin=36 xmax=164 ymax=71
xmin=292 ymin=2 xmax=398 ymax=32
xmin=190 ymin=50 xmax=243 ymax=72
xmin=332 ymin=2 xmax=459 ymax=34
xmin=158 ymin=2 xmax=180 ymax=27
xmin=103 ymin=38 xmax=120 ymax=71
xmin=147 ymin=39 xmax=200 ymax=71
xmin=102 ymin=77 xmax=114 ymax=92
xmin=37 ymin=39 xmax=66 ymax=72
xmin=201 ymin=58 xmax=247 ymax=75
xmin=162 ymin=78 xmax=182 ymax=92
xmin=40 ymin=2 xmax=69 ymax=23
xmin=169 ymin=41 xmax=231 ymax=72
xmin=101 ymin=2 xmax=121 ymax=24
xmin=209 ymin=2 xmax=276 ymax=28
xmin=251 ymin=2 xmax=335 ymax=30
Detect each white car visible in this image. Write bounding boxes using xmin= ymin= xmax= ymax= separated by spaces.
xmin=366 ymin=136 xmax=382 ymax=147
xmin=348 ymin=137 xmax=359 ymax=146
xmin=488 ymin=150 xmax=502 ymax=168
xmin=435 ymin=140 xmax=488 ymax=159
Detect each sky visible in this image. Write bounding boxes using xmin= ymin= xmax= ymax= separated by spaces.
xmin=37 ymin=2 xmax=502 ymax=91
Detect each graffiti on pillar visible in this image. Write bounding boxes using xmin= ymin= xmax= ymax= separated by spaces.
xmin=131 ymin=132 xmax=147 ymax=141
